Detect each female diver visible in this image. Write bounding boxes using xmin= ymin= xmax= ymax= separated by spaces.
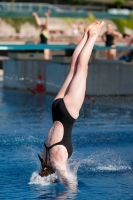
xmin=32 ymin=11 xmax=50 ymax=60
xmin=102 ymin=23 xmax=122 ymax=59
xmin=38 ymin=21 xmax=105 ymax=189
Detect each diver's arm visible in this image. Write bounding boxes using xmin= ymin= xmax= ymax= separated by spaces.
xmin=32 ymin=12 xmax=42 ymax=26
xmin=44 ymin=11 xmax=50 ymax=30
xmin=56 ymin=162 xmax=77 ymax=190
xmin=51 ymin=146 xmax=77 ymax=190
xmin=128 ymin=37 xmax=133 ymax=46
xmin=113 ymin=31 xmax=122 ymax=40
xmin=101 ymin=32 xmax=106 ymax=43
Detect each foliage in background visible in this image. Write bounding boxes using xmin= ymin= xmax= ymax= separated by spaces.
xmin=59 ymin=0 xmax=87 ymax=4
xmin=62 ymin=13 xmax=96 ymax=25
xmin=110 ymin=0 xmax=129 ymax=8
xmin=112 ymin=18 xmax=133 ymax=33
xmin=2 ymin=17 xmax=38 ymax=33
xmin=70 ymin=0 xmax=86 ymax=3
xmin=1 ymin=14 xmax=95 ymax=33
xmin=1 ymin=14 xmax=133 ymax=35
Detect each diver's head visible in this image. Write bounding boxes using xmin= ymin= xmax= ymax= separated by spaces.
xmin=38 ymin=154 xmax=55 ymax=177
xmin=40 ymin=24 xmax=46 ymax=30
xmin=123 ymin=33 xmax=131 ymax=40
xmin=39 ymin=166 xmax=55 ymax=177
xmin=106 ymin=23 xmax=113 ymax=31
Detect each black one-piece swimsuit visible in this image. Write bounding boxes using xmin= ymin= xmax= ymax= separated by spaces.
xmin=44 ymin=98 xmax=76 ymax=159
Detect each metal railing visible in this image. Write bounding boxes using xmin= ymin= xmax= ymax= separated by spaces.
xmin=0 ymin=2 xmax=63 ymax=12
xmin=0 ymin=2 xmax=105 ymax=13
xmin=0 ymin=2 xmax=132 ymax=19
xmin=1 ymin=2 xmax=133 ymax=13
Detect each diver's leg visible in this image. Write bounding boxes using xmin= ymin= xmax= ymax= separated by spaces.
xmin=64 ymin=21 xmax=105 ymax=119
xmin=44 ymin=49 xmax=50 ymax=60
xmin=54 ymin=29 xmax=88 ymax=100
xmin=110 ymin=49 xmax=116 ymax=59
xmin=105 ymin=50 xmax=109 ymax=59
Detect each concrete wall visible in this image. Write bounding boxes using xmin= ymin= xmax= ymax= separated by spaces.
xmin=3 ymin=59 xmax=133 ymax=95
xmin=86 ymin=60 xmax=133 ymax=95
xmin=3 ymin=60 xmax=46 ymax=90
xmin=46 ymin=61 xmax=70 ymax=94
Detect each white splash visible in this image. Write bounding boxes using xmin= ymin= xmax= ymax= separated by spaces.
xmin=28 ymin=160 xmax=79 ymax=189
xmin=28 ymin=171 xmax=58 ymax=186
xmin=96 ymin=164 xmax=131 ymax=172
xmin=59 ymin=161 xmax=79 ymax=190
xmin=79 ymin=150 xmax=132 ymax=173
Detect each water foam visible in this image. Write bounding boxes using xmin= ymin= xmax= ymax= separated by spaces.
xmin=59 ymin=168 xmax=78 ymax=190
xmin=77 ymin=150 xmax=132 ymax=173
xmin=96 ymin=164 xmax=131 ymax=172
xmin=29 ymin=161 xmax=78 ymax=189
xmin=4 ymin=76 xmax=60 ymax=89
xmin=29 ymin=171 xmax=58 ymax=186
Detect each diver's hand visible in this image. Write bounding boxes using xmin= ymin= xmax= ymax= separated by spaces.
xmin=32 ymin=12 xmax=37 ymax=17
xmin=68 ymin=182 xmax=77 ymax=191
xmin=58 ymin=169 xmax=77 ymax=191
xmin=45 ymin=11 xmax=51 ymax=17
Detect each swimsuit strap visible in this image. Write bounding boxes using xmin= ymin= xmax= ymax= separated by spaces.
xmin=44 ymin=142 xmax=62 ymax=151
xmin=44 ymin=144 xmax=51 ymax=166
xmin=44 ymin=143 xmax=61 ymax=165
xmin=44 ymin=142 xmax=64 ymax=164
xmin=41 ymin=30 xmax=49 ymax=39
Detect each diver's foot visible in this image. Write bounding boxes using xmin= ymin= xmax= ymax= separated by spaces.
xmin=85 ymin=21 xmax=105 ymax=37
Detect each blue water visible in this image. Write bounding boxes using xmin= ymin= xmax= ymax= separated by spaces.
xmin=0 ymin=89 xmax=133 ymax=200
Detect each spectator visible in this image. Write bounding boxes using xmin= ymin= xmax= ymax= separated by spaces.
xmin=102 ymin=23 xmax=122 ymax=59
xmin=120 ymin=35 xmax=133 ymax=62
xmin=78 ymin=21 xmax=84 ymax=35
xmin=32 ymin=11 xmax=51 ymax=60
xmin=71 ymin=21 xmax=79 ymax=36
xmin=122 ymin=33 xmax=131 ymax=43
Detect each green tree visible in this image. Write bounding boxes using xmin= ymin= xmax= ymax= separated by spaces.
xmin=10 ymin=0 xmax=15 ymax=10
xmin=60 ymin=0 xmax=86 ymax=4
xmin=111 ymin=0 xmax=129 ymax=8
xmin=71 ymin=0 xmax=86 ymax=3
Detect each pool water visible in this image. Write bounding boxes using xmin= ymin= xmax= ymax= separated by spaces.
xmin=0 ymin=89 xmax=133 ymax=200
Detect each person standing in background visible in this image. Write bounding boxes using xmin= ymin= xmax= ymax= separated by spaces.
xmin=102 ymin=23 xmax=122 ymax=59
xmin=32 ymin=11 xmax=51 ymax=60
xmin=120 ymin=34 xmax=133 ymax=62
xmin=78 ymin=21 xmax=84 ymax=35
xmin=71 ymin=21 xmax=79 ymax=36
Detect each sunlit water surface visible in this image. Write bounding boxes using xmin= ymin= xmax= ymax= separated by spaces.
xmin=0 ymin=89 xmax=133 ymax=200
